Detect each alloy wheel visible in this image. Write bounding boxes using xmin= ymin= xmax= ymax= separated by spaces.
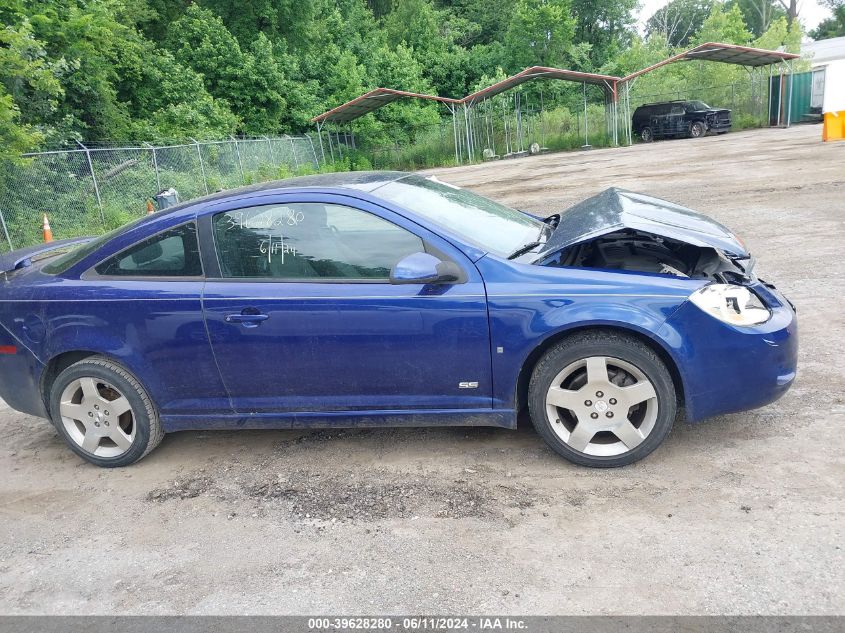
xmin=59 ymin=377 xmax=136 ymax=458
xmin=544 ymin=356 xmax=658 ymax=457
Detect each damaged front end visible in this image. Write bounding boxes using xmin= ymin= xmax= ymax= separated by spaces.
xmin=533 ymin=187 xmax=754 ymax=284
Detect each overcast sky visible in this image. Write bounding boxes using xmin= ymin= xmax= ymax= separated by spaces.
xmin=636 ymin=0 xmax=832 ymax=33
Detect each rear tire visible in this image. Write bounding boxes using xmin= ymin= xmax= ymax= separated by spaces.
xmin=640 ymin=127 xmax=654 ymax=142
xmin=49 ymin=356 xmax=163 ymax=467
xmin=528 ymin=331 xmax=677 ymax=468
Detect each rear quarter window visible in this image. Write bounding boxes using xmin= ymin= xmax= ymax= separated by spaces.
xmin=94 ymin=223 xmax=202 ymax=277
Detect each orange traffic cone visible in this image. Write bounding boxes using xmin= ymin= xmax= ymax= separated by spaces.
xmin=42 ymin=213 xmax=53 ymax=243
xmin=146 ymin=199 xmax=155 ymax=215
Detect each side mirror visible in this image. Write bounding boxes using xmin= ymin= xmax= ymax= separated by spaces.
xmin=389 ymin=252 xmax=461 ymax=285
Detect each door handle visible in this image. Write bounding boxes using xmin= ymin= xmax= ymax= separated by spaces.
xmin=224 ymin=311 xmax=269 ymax=328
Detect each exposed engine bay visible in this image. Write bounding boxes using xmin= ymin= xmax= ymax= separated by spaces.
xmin=541 ymin=229 xmax=752 ymax=283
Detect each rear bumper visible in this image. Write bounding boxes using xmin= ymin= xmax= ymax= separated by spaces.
xmin=0 ymin=346 xmax=48 ymax=418
xmin=659 ymin=283 xmax=797 ymax=422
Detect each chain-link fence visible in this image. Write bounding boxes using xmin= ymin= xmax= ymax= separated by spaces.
xmin=0 ymin=135 xmax=320 ymax=253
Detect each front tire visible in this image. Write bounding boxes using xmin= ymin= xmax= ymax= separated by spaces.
xmin=528 ymin=331 xmax=677 ymax=467
xmin=49 ymin=356 xmax=163 ymax=467
xmin=689 ymin=121 xmax=706 ymax=138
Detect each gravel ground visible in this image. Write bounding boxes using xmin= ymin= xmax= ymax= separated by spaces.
xmin=0 ymin=124 xmax=842 ymax=615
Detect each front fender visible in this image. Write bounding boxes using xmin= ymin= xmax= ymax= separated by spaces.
xmin=489 ymin=295 xmax=692 ymax=409
xmin=475 ymin=256 xmax=702 ymax=410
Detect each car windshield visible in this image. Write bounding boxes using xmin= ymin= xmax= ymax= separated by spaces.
xmin=375 ymin=174 xmax=543 ymax=257
xmin=686 ymin=101 xmax=710 ymax=111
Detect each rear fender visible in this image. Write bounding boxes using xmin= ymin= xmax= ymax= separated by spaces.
xmin=41 ymin=324 xmax=166 ymax=406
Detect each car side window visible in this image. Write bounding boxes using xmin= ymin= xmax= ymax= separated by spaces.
xmin=94 ymin=222 xmax=202 ymax=277
xmin=670 ymin=105 xmax=684 ymax=115
xmin=212 ymin=203 xmax=425 ymax=280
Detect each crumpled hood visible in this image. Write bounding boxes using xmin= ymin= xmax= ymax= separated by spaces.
xmin=539 ymin=187 xmax=748 ymax=259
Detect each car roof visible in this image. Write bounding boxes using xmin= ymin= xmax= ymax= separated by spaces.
xmin=636 ymin=100 xmax=690 ymax=107
xmin=155 ymin=170 xmax=411 ymax=217
xmin=46 ymin=171 xmax=413 ymax=268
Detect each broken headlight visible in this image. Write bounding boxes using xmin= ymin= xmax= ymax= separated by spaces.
xmin=689 ymin=284 xmax=770 ymax=326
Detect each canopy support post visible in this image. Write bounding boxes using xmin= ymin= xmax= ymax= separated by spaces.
xmin=315 ymin=121 xmax=326 ymax=164
xmin=768 ymin=63 xmax=774 ymax=126
xmin=582 ymin=82 xmax=590 ymax=149
xmin=463 ymin=103 xmax=473 ymax=163
xmin=446 ymin=104 xmax=460 ymax=165
xmin=540 ymin=88 xmax=546 ymax=149
xmin=786 ymin=58 xmax=794 ymax=128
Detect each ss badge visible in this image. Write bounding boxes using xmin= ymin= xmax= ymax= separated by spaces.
xmin=458 ymin=381 xmax=479 ymax=389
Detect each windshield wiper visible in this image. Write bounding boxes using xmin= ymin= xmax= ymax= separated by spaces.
xmin=507 ymin=240 xmax=544 ymax=260
xmin=508 ymin=216 xmax=557 ymax=260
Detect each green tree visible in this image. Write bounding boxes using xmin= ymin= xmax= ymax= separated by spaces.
xmin=384 ymin=0 xmax=444 ymax=53
xmin=365 ymin=44 xmax=441 ymax=140
xmin=646 ymin=0 xmax=715 ymax=47
xmin=0 ymin=19 xmax=63 ymax=161
xmin=198 ymin=0 xmax=317 ymax=50
xmin=444 ymin=0 xmax=515 ymax=46
xmin=811 ymin=1 xmax=845 ymax=39
xmin=504 ymin=0 xmax=576 ymax=71
xmin=727 ymin=0 xmax=785 ymax=37
xmin=18 ymin=0 xmax=142 ymax=141
xmin=166 ymin=5 xmax=291 ymax=134
xmin=600 ymin=33 xmax=672 ymax=86
xmin=135 ymin=0 xmax=188 ymax=42
xmin=109 ymin=34 xmax=239 ymax=141
xmin=775 ymin=0 xmax=798 ymax=27
xmin=570 ymin=0 xmax=638 ymax=70
xmin=382 ymin=0 xmax=473 ymax=97
xmin=0 ymin=0 xmax=244 ymax=146
xmin=694 ymin=3 xmax=753 ymax=44
xmin=753 ymin=15 xmax=802 ymax=52
xmin=322 ymin=50 xmax=368 ymax=108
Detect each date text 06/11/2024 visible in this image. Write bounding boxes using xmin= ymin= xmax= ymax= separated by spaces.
xmin=307 ymin=617 xmax=528 ymax=630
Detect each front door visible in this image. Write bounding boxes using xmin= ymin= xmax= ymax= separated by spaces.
xmin=667 ymin=104 xmax=687 ymax=135
xmin=200 ymin=194 xmax=492 ymax=416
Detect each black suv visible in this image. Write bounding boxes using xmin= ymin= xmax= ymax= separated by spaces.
xmin=632 ymin=100 xmax=731 ymax=142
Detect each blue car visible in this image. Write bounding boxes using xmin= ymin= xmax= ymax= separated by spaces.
xmin=0 ymin=172 xmax=797 ymax=468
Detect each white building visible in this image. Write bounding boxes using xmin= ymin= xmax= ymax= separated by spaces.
xmin=802 ymin=35 xmax=845 ymax=67
xmin=801 ymin=36 xmax=845 ymax=123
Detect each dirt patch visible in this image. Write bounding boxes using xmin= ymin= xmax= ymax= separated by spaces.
xmin=146 ymin=467 xmax=544 ymax=522
xmin=147 ymin=474 xmax=215 ymax=501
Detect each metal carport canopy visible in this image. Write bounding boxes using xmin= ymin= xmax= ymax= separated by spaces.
xmin=461 ymin=67 xmax=621 ymax=106
xmin=310 ymin=43 xmax=798 ymax=125
xmin=312 ymin=88 xmax=461 ymax=125
xmin=622 ymin=42 xmax=800 ymax=82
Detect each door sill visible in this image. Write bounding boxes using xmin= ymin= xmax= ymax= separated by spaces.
xmin=161 ymin=408 xmax=517 ymax=432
